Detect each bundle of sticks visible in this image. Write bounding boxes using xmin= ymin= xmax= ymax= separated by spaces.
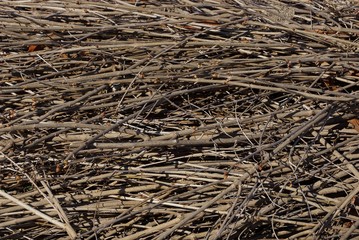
xmin=1 ymin=0 xmax=359 ymax=239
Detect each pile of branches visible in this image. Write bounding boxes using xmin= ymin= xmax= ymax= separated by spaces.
xmin=1 ymin=0 xmax=359 ymax=239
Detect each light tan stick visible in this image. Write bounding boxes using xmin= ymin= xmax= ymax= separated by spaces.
xmin=0 ymin=190 xmax=76 ymax=239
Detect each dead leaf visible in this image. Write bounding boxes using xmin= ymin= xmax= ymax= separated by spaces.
xmin=323 ymin=78 xmax=338 ymax=91
xmin=348 ymin=118 xmax=359 ymax=133
xmin=28 ymin=45 xmax=45 ymax=52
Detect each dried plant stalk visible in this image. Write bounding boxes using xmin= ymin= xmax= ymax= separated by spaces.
xmin=1 ymin=0 xmax=359 ymax=239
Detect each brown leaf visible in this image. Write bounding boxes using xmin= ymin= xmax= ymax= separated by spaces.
xmin=348 ymin=118 xmax=359 ymax=133
xmin=28 ymin=45 xmax=44 ymax=52
xmin=28 ymin=45 xmax=38 ymax=52
xmin=323 ymin=78 xmax=338 ymax=91
xmin=56 ymin=164 xmax=62 ymax=173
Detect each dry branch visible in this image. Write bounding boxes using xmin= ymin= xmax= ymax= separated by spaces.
xmin=1 ymin=0 xmax=359 ymax=239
